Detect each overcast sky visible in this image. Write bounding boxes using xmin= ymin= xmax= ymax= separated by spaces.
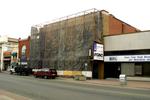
xmin=0 ymin=0 xmax=150 ymax=38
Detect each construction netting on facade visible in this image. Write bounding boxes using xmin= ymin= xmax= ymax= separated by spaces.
xmin=30 ymin=9 xmax=102 ymax=71
xmin=30 ymin=27 xmax=41 ymax=68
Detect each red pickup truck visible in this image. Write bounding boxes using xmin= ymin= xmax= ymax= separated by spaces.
xmin=33 ymin=68 xmax=57 ymax=79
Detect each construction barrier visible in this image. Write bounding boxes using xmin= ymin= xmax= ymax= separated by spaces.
xmin=82 ymin=71 xmax=92 ymax=78
xmin=57 ymin=70 xmax=92 ymax=79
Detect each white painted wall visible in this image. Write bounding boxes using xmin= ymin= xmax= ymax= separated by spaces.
xmin=0 ymin=36 xmax=8 ymax=43
xmin=104 ymin=31 xmax=150 ymax=51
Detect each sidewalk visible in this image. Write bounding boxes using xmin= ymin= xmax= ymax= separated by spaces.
xmin=0 ymin=90 xmax=31 ymax=100
xmin=86 ymin=79 xmax=150 ymax=89
xmin=58 ymin=77 xmax=150 ymax=90
xmin=127 ymin=76 xmax=150 ymax=82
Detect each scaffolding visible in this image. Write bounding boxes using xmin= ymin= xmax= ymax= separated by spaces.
xmin=30 ymin=9 xmax=102 ymax=71
xmin=30 ymin=27 xmax=41 ymax=68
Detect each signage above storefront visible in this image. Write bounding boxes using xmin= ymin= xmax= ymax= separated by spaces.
xmin=93 ymin=43 xmax=104 ymax=60
xmin=104 ymin=55 xmax=150 ymax=62
xmin=4 ymin=51 xmax=11 ymax=57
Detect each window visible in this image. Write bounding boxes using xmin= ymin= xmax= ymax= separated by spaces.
xmin=21 ymin=45 xmax=26 ymax=56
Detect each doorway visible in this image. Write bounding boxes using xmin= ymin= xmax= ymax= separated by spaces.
xmin=104 ymin=62 xmax=121 ymax=78
xmin=4 ymin=60 xmax=11 ymax=71
xmin=92 ymin=61 xmax=99 ymax=79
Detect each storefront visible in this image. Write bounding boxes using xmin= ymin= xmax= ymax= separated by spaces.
xmin=104 ymin=31 xmax=150 ymax=78
xmin=3 ymin=51 xmax=11 ymax=70
xmin=104 ymin=54 xmax=150 ymax=77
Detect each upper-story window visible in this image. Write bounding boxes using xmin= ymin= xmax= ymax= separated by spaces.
xmin=21 ymin=45 xmax=26 ymax=56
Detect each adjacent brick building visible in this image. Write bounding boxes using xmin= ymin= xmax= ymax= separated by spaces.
xmin=18 ymin=36 xmax=30 ymax=66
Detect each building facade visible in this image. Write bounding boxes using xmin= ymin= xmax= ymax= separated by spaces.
xmin=0 ymin=36 xmax=18 ymax=71
xmin=104 ymin=31 xmax=150 ymax=78
xmin=30 ymin=9 xmax=138 ymax=79
xmin=18 ymin=36 xmax=30 ymax=66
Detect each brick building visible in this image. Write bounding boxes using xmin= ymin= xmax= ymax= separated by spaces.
xmin=18 ymin=36 xmax=30 ymax=66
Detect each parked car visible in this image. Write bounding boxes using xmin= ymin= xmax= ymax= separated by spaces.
xmin=7 ymin=65 xmax=16 ymax=74
xmin=14 ymin=65 xmax=32 ymax=76
xmin=33 ymin=68 xmax=57 ymax=79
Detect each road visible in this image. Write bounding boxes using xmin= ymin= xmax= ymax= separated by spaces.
xmin=0 ymin=73 xmax=150 ymax=100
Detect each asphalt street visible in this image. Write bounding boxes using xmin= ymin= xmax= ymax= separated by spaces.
xmin=0 ymin=73 xmax=150 ymax=100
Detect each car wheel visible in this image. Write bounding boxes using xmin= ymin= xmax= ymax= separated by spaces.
xmin=52 ymin=77 xmax=55 ymax=79
xmin=10 ymin=71 xmax=13 ymax=74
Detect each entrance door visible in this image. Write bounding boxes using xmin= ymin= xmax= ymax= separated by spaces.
xmin=104 ymin=62 xmax=121 ymax=78
xmin=92 ymin=62 xmax=99 ymax=79
xmin=4 ymin=61 xmax=11 ymax=71
xmin=143 ymin=63 xmax=150 ymax=77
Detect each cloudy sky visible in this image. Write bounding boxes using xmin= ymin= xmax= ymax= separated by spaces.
xmin=0 ymin=0 xmax=150 ymax=38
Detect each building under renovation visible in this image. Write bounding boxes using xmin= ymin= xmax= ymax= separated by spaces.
xmin=30 ymin=9 xmax=139 ymax=79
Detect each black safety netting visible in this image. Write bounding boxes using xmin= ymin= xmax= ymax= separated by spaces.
xmin=30 ymin=10 xmax=102 ymax=71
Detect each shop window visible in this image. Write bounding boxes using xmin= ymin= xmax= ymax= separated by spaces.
xmin=135 ymin=63 xmax=142 ymax=76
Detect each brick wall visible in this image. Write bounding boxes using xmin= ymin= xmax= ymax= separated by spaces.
xmin=18 ymin=36 xmax=30 ymax=59
xmin=109 ymin=15 xmax=123 ymax=35
xmin=109 ymin=15 xmax=139 ymax=35
xmin=122 ymin=23 xmax=137 ymax=33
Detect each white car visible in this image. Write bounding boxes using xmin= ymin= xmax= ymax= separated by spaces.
xmin=8 ymin=66 xmax=16 ymax=74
